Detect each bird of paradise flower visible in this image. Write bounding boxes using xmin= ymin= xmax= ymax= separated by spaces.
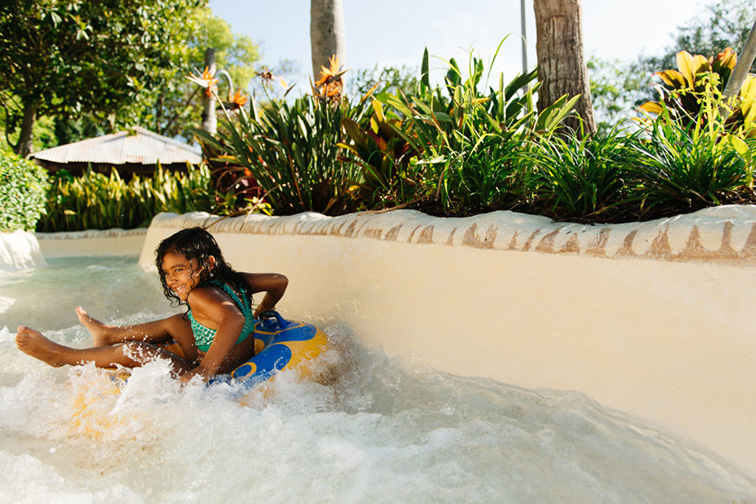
xmin=312 ymin=55 xmax=347 ymax=103
xmin=186 ymin=67 xmax=249 ymax=114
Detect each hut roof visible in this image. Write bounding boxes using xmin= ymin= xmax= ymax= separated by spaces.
xmin=30 ymin=127 xmax=202 ymax=166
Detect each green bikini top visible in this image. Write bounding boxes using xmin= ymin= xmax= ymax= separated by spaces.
xmin=188 ymin=281 xmax=256 ymax=352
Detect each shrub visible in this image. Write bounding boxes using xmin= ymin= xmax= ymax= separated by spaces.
xmin=369 ymin=46 xmax=578 ymax=215
xmin=0 ymin=151 xmax=50 ymax=232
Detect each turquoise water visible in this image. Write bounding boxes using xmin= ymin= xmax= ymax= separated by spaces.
xmin=0 ymin=257 xmax=755 ymax=503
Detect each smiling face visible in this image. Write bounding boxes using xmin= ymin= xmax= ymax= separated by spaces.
xmin=155 ymin=228 xmax=224 ymax=305
xmin=160 ymin=251 xmax=202 ymax=301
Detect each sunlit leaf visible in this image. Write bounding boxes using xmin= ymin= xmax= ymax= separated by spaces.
xmin=639 ymin=101 xmax=664 ymax=115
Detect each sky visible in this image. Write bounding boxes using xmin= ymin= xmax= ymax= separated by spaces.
xmin=208 ymin=0 xmax=714 ymax=94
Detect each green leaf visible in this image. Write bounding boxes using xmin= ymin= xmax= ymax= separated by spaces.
xmin=421 ymin=47 xmax=430 ymax=92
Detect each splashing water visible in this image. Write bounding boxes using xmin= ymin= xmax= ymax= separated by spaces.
xmin=0 ymin=257 xmax=754 ymax=503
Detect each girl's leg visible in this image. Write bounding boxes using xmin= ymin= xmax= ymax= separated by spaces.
xmin=77 ymin=308 xmax=190 ymax=347
xmin=16 ymin=326 xmax=195 ymax=374
xmin=215 ymin=334 xmax=257 ymax=375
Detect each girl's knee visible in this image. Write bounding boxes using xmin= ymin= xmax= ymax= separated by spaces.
xmin=121 ymin=342 xmax=154 ymax=364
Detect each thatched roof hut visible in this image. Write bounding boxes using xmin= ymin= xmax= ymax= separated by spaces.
xmin=30 ymin=126 xmax=203 ymax=176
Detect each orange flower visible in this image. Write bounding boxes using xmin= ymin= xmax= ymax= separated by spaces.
xmin=186 ymin=66 xmax=219 ymax=98
xmin=314 ymin=55 xmax=347 ymax=87
xmin=228 ymin=88 xmax=249 ymax=109
xmin=313 ymin=55 xmax=347 ymax=102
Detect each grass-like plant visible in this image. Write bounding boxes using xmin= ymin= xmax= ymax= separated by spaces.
xmin=630 ymin=116 xmax=748 ymax=217
xmin=521 ymin=130 xmax=639 ymax=222
xmin=38 ymin=165 xmax=216 ymax=232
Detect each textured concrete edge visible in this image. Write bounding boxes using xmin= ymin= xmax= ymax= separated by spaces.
xmin=148 ymin=205 xmax=756 ymax=266
xmin=35 ymin=227 xmax=148 ymax=240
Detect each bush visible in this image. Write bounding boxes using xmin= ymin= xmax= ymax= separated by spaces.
xmin=0 ymin=151 xmax=50 ymax=232
xmin=364 ymin=47 xmax=578 ymax=215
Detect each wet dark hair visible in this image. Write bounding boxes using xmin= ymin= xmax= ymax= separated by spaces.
xmin=155 ymin=227 xmax=250 ymax=307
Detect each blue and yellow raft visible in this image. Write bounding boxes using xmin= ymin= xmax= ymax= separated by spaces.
xmin=71 ymin=312 xmax=327 ymax=437
xmin=228 ymin=311 xmax=329 ymax=386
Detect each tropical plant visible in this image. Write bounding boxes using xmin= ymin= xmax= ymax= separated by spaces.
xmin=367 ymin=46 xmax=578 ymax=214
xmin=521 ymin=131 xmax=640 ymax=221
xmin=0 ymin=151 xmax=49 ymax=232
xmin=639 ymin=48 xmax=756 ymax=136
xmin=38 ymin=165 xmax=217 ymax=232
xmin=191 ymin=58 xmax=374 ymax=215
xmin=630 ymin=104 xmax=750 ymax=217
xmin=339 ymin=101 xmax=423 ymax=210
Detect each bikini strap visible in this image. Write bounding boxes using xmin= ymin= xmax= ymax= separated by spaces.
xmin=207 ymin=280 xmax=252 ymax=316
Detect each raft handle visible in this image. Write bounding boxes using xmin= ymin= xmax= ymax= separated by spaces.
xmin=257 ymin=310 xmax=291 ymax=330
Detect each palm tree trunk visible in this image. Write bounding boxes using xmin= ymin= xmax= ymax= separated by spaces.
xmin=310 ymin=0 xmax=346 ymax=79
xmin=533 ymin=0 xmax=596 ymax=136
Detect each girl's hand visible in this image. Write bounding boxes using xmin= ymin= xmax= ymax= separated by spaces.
xmin=180 ymin=370 xmax=199 ymax=386
xmin=245 ymin=273 xmax=288 ymax=317
xmin=253 ymin=307 xmax=275 ymax=319
xmin=179 ymin=368 xmax=210 ymax=386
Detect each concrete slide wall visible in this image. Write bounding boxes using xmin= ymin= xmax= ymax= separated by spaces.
xmin=140 ymin=207 xmax=756 ymax=476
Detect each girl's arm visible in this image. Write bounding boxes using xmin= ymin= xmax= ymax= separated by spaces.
xmin=181 ymin=287 xmax=245 ymax=383
xmin=179 ymin=273 xmax=289 ymax=384
xmin=243 ymin=273 xmax=289 ymax=317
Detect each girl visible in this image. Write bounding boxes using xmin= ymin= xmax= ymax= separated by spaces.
xmin=16 ymin=227 xmax=288 ymax=385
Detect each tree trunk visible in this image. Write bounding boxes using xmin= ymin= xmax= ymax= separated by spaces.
xmin=310 ymin=0 xmax=346 ymax=79
xmin=723 ymin=21 xmax=756 ymax=102
xmin=533 ymin=0 xmax=595 ymax=136
xmin=15 ymin=101 xmax=37 ymax=157
xmin=201 ymin=48 xmax=217 ymax=135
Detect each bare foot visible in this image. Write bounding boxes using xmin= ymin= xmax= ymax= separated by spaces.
xmin=16 ymin=326 xmax=68 ymax=367
xmin=76 ymin=306 xmax=114 ymax=346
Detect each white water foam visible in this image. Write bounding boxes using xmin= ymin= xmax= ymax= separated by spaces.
xmin=0 ymin=257 xmax=754 ymax=503
xmin=0 ymin=231 xmax=46 ymax=271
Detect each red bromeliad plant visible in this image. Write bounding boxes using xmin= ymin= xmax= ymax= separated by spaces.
xmin=338 ymin=100 xmax=423 ymax=210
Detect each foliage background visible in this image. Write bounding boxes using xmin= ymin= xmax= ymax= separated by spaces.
xmin=0 ymin=1 xmax=261 ymax=154
xmin=0 ymin=151 xmax=49 ymax=232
